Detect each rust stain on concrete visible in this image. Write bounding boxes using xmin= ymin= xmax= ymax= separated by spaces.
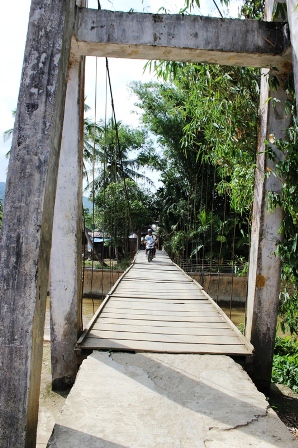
xmin=256 ymin=274 xmax=266 ymax=287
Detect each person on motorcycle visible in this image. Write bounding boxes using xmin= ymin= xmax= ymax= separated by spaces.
xmin=145 ymin=229 xmax=156 ymax=257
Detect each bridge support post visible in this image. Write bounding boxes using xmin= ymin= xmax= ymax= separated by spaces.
xmin=50 ymin=47 xmax=84 ymax=391
xmin=245 ymin=74 xmax=292 ymax=393
xmin=0 ymin=0 xmax=75 ymax=446
xmin=286 ymin=0 xmax=298 ymax=113
xmin=245 ymin=0 xmax=293 ymax=395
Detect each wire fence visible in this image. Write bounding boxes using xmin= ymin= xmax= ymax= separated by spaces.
xmin=177 ymin=258 xmax=247 ymax=275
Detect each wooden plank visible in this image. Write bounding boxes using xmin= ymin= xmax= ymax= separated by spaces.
xmin=95 ymin=317 xmax=230 ymax=329
xmin=115 ymin=289 xmax=201 ymax=295
xmin=111 ymin=293 xmax=207 ymax=300
xmin=113 ymin=290 xmax=201 ymax=296
xmin=122 ymin=273 xmax=193 ymax=284
xmin=103 ymin=299 xmax=214 ymax=311
xmin=199 ymin=288 xmax=254 ymax=352
xmin=132 ymin=271 xmax=181 ymax=275
xmin=110 ymin=298 xmax=209 ymax=305
xmin=117 ymin=285 xmax=201 ymax=291
xmin=80 ymin=338 xmax=252 ymax=355
xmin=92 ymin=322 xmax=233 ymax=336
xmin=103 ymin=308 xmax=219 ymax=318
xmin=76 ymin=261 xmax=135 ymax=345
xmin=122 ymin=276 xmax=193 ymax=281
xmin=100 ymin=312 xmax=225 ymax=323
xmin=77 ymin=250 xmax=254 ymax=357
xmin=88 ymin=329 xmax=240 ymax=345
xmin=102 ymin=307 xmax=221 ymax=317
xmin=106 ymin=297 xmax=209 ymax=305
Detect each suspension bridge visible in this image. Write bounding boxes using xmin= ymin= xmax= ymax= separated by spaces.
xmin=2 ymin=1 xmax=298 ymax=446
xmin=76 ymin=251 xmax=252 ymax=357
xmin=46 ymin=251 xmax=296 ymax=448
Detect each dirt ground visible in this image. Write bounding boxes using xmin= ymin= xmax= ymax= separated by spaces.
xmin=37 ymin=343 xmax=69 ymax=448
xmin=37 ymin=342 xmax=298 ymax=447
xmin=269 ymin=383 xmax=298 ymax=441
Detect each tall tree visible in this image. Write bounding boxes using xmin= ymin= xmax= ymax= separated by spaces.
xmin=94 ymin=179 xmax=156 ymax=255
xmin=130 ymin=62 xmax=260 ymax=261
xmin=84 ymin=118 xmax=154 ymax=193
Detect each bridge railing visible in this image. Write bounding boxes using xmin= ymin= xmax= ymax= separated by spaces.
xmin=177 ymin=259 xmax=247 ymax=275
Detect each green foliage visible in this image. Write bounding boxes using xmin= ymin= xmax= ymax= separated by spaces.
xmin=113 ymin=258 xmax=131 ymax=271
xmin=272 ymin=2 xmax=287 ymax=21
xmin=83 ymin=207 xmax=94 ymax=230
xmin=238 ymin=322 xmax=245 ymax=334
xmin=131 ymin=63 xmax=259 ymax=263
xmin=94 ymin=179 xmax=156 ymax=248
xmin=272 ymin=337 xmax=298 ymax=392
xmin=241 ymin=0 xmax=265 ymax=19
xmin=274 ymin=336 xmax=298 ymax=357
xmin=279 ymin=288 xmax=298 ymax=336
xmin=183 ymin=0 xmax=229 ymax=12
xmin=84 ymin=118 xmax=155 ymax=191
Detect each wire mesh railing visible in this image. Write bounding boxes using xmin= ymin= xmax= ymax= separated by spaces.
xmin=177 ymin=258 xmax=247 ymax=275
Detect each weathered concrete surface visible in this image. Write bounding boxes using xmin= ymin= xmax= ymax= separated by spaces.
xmin=286 ymin=0 xmax=298 ymax=112
xmin=245 ymin=0 xmax=292 ymax=393
xmin=50 ymin=46 xmax=85 ymax=391
xmin=0 ymin=0 xmax=76 ymax=446
xmin=47 ymin=352 xmax=296 ymax=447
xmin=74 ymin=9 xmax=292 ymax=70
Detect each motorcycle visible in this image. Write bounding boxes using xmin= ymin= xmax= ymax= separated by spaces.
xmin=147 ymin=242 xmax=155 ymax=262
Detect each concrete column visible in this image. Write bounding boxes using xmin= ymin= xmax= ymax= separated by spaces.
xmin=50 ymin=47 xmax=84 ymax=391
xmin=245 ymin=73 xmax=292 ymax=393
xmin=245 ymin=0 xmax=293 ymax=394
xmin=0 ymin=1 xmax=76 ymax=446
xmin=286 ymin=0 xmax=298 ymax=112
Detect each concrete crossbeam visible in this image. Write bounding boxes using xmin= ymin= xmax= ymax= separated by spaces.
xmin=75 ymin=9 xmax=292 ymax=70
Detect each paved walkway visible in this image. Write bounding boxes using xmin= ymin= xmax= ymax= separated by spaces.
xmin=47 ymin=352 xmax=296 ymax=447
xmin=47 ymin=251 xmax=296 ymax=447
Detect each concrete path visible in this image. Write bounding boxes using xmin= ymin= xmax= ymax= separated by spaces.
xmin=47 ymin=352 xmax=296 ymax=447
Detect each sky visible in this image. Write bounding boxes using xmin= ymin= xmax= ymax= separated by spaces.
xmin=0 ymin=0 xmax=242 ymax=184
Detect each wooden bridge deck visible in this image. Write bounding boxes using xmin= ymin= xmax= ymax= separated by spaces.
xmin=77 ymin=251 xmax=253 ymax=356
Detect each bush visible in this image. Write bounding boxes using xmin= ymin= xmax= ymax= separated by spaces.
xmin=272 ymin=337 xmax=298 ymax=392
xmin=113 ymin=259 xmax=131 ymax=271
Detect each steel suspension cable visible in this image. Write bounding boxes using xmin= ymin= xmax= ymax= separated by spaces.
xmin=105 ymin=58 xmax=133 ymax=235
xmin=89 ymin=57 xmax=99 ymax=314
xmin=212 ymin=0 xmax=224 ymax=18
xmin=229 ymin=213 xmax=237 ymax=320
xmin=216 ymin=190 xmax=227 ymax=303
xmin=101 ymin=54 xmax=110 ymax=298
xmin=209 ymin=168 xmax=216 ymax=282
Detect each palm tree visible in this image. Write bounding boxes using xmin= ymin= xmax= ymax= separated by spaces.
xmin=85 ymin=118 xmax=154 ymax=193
xmin=3 ymin=108 xmax=155 ymax=193
xmin=3 ymin=110 xmax=16 ymax=158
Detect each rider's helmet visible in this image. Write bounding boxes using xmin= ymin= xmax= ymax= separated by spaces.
xmin=148 ymin=229 xmax=152 ymax=233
